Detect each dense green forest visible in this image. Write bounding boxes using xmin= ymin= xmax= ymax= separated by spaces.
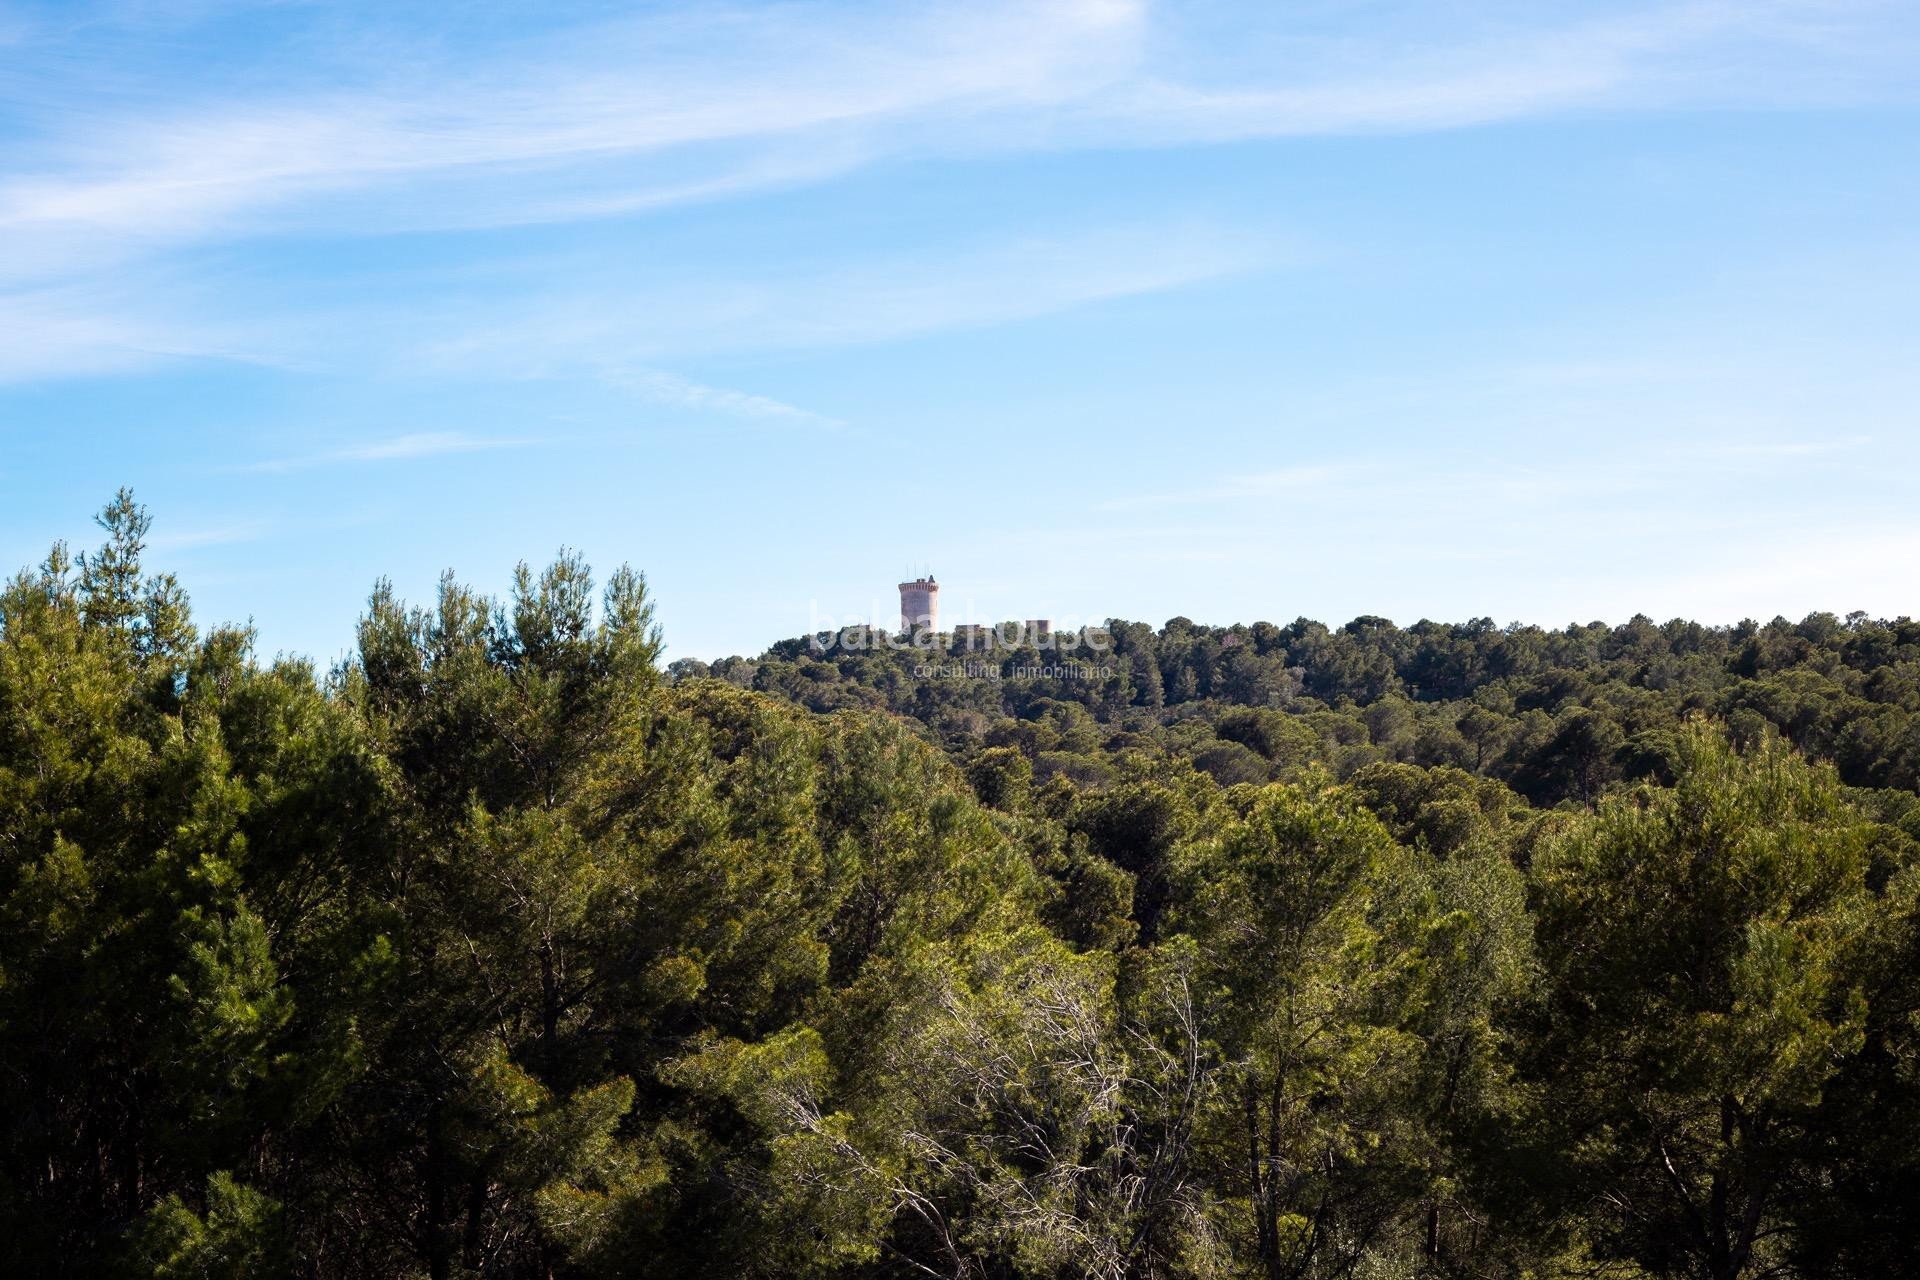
xmin=5 ymin=494 xmax=1919 ymax=1279
xmin=689 ymin=607 xmax=1920 ymax=806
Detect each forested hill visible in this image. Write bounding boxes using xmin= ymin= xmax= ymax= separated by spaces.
xmin=686 ymin=610 xmax=1920 ymax=804
xmin=5 ymin=496 xmax=1920 ymax=1280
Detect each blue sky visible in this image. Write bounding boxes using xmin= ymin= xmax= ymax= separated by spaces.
xmin=2 ymin=0 xmax=1917 ymax=663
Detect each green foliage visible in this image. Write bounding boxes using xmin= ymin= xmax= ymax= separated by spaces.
xmin=1527 ymin=725 xmax=1882 ymax=1278
xmin=134 ymin=1172 xmax=291 ymax=1280
xmin=4 ymin=494 xmax=1918 ymax=1279
xmin=719 ymin=608 xmax=1920 ymax=806
xmin=1170 ymin=784 xmax=1433 ymax=1276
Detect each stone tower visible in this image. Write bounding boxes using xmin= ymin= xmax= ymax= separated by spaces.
xmin=898 ymin=575 xmax=939 ymax=635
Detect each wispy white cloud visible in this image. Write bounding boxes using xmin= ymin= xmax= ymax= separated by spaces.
xmin=0 ymin=0 xmax=1914 ymax=390
xmin=0 ymin=273 xmax=247 ymax=380
xmin=601 ymin=368 xmax=842 ymax=428
xmin=1098 ymin=430 xmax=1882 ymax=517
xmin=1074 ymin=2 xmax=1822 ymax=141
xmin=412 ymin=222 xmax=1275 ymax=369
xmin=1689 ymin=435 xmax=1873 ymax=460
xmin=148 ymin=520 xmax=269 ymax=552
xmin=1097 ymin=465 xmax=1350 ymax=511
xmin=245 ymin=431 xmax=536 ymax=473
xmin=0 ymin=1 xmax=1145 ymax=256
xmin=0 ymin=0 xmax=1160 ymax=389
xmin=5 ymin=0 xmax=1909 ymax=268
xmin=0 ymin=216 xmax=1262 ymax=403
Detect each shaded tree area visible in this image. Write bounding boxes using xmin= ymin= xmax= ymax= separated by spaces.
xmin=3 ymin=495 xmax=1919 ymax=1278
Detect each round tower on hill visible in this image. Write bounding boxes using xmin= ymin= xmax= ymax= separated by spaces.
xmin=899 ymin=576 xmax=939 ymax=634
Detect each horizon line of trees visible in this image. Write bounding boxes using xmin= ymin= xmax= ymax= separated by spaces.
xmin=687 ymin=603 xmax=1920 ymax=803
